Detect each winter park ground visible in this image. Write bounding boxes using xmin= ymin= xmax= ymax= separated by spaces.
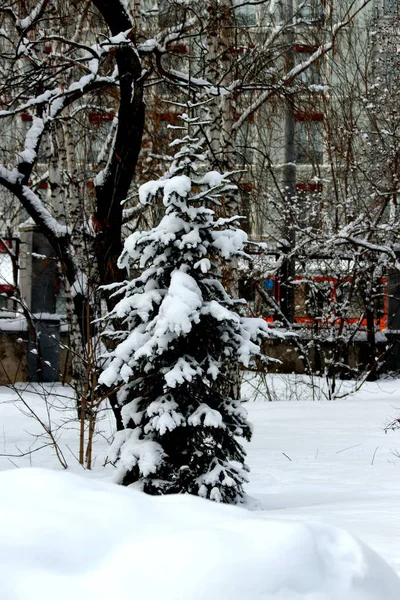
xmin=2 ymin=375 xmax=400 ymax=597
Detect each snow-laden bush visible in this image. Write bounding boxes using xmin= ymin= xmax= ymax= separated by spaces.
xmin=99 ymin=121 xmax=271 ymax=503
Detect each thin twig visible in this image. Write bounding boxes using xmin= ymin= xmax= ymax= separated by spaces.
xmin=336 ymin=443 xmax=362 ymax=454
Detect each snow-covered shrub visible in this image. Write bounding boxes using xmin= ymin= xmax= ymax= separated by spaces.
xmin=100 ymin=121 xmax=271 ymax=503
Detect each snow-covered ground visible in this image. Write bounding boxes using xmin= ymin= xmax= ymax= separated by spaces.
xmin=2 ymin=467 xmax=400 ymax=600
xmin=243 ymin=375 xmax=400 ymax=575
xmin=2 ymin=375 xmax=400 ymax=597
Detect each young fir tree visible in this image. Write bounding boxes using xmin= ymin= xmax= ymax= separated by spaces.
xmin=99 ymin=114 xmax=271 ymax=503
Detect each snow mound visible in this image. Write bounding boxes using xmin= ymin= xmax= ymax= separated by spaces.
xmin=0 ymin=468 xmax=399 ymax=600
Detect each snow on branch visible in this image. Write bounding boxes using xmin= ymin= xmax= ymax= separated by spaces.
xmin=138 ymin=16 xmax=197 ymax=54
xmin=334 ymin=235 xmax=400 ymax=270
xmin=0 ymin=28 xmax=131 ymax=123
xmin=0 ymin=167 xmax=68 ymax=241
xmin=0 ymin=166 xmax=23 ymax=187
xmin=15 ymin=0 xmax=48 ymax=31
xmin=0 ymin=74 xmax=116 ymax=123
xmin=17 ymin=117 xmax=44 ymax=165
xmin=21 ymin=186 xmax=69 ymax=239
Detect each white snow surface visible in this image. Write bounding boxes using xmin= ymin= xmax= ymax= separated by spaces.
xmin=137 ymin=175 xmax=192 ymax=206
xmin=212 ymin=227 xmax=248 ymax=258
xmin=196 ymin=170 xmax=227 ymax=187
xmin=111 ymin=427 xmax=164 ymax=479
xmin=3 ymin=379 xmax=400 ymax=596
xmin=0 ymin=467 xmax=399 ymax=600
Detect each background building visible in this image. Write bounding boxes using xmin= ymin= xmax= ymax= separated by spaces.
xmin=0 ymin=0 xmax=398 ymax=382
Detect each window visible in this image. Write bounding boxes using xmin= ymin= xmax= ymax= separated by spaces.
xmin=383 ymin=0 xmax=397 ymax=15
xmin=233 ymin=0 xmax=256 ymax=26
xmin=298 ymin=0 xmax=324 ymax=21
xmin=295 ymin=46 xmax=322 ymax=85
xmin=294 ymin=114 xmax=324 ymax=164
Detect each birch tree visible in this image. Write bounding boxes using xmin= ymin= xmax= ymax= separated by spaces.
xmin=0 ymin=0 xmax=145 ymax=425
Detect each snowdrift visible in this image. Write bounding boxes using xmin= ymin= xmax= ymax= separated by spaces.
xmin=0 ymin=468 xmax=399 ymax=600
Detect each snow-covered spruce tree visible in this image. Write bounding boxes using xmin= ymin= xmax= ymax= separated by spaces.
xmin=99 ymin=118 xmax=271 ymax=503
